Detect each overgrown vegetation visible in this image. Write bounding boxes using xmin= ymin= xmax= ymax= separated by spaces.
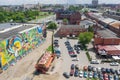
xmin=46 ymin=45 xmax=52 ymax=52
xmin=86 ymin=51 xmax=92 ymax=61
xmin=0 ymin=9 xmax=52 ymax=23
xmin=47 ymin=22 xmax=57 ymax=29
xmin=63 ymin=18 xmax=68 ymax=24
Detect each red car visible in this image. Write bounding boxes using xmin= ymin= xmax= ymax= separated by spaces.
xmin=103 ymin=73 xmax=109 ymax=80
xmin=70 ymin=69 xmax=74 ymax=76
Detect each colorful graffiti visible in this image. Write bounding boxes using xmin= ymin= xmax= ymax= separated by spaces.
xmin=0 ymin=25 xmax=44 ymax=69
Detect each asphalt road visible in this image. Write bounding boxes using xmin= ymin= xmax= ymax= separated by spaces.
xmin=54 ymin=37 xmax=120 ymax=80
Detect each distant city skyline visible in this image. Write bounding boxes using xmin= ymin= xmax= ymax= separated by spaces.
xmin=0 ymin=0 xmax=120 ymax=5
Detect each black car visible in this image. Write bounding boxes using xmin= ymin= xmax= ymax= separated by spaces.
xmin=110 ymin=68 xmax=115 ymax=74
xmin=74 ymin=69 xmax=79 ymax=77
xmin=74 ymin=45 xmax=77 ymax=50
xmin=106 ymin=68 xmax=110 ymax=73
xmin=71 ymin=64 xmax=75 ymax=69
xmin=88 ymin=65 xmax=92 ymax=71
xmin=70 ymin=54 xmax=77 ymax=57
xmin=76 ymin=50 xmax=80 ymax=54
xmin=63 ymin=72 xmax=70 ymax=78
xmin=101 ymin=68 xmax=106 ymax=73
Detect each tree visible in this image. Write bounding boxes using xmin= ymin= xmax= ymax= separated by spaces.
xmin=0 ymin=12 xmax=6 ymax=22
xmin=63 ymin=18 xmax=68 ymax=24
xmin=88 ymin=26 xmax=94 ymax=32
xmin=78 ymin=32 xmax=93 ymax=47
xmin=47 ymin=22 xmax=57 ymax=29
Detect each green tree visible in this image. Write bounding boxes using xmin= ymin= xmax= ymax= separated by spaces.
xmin=88 ymin=26 xmax=94 ymax=32
xmin=63 ymin=18 xmax=68 ymax=24
xmin=47 ymin=22 xmax=57 ymax=29
xmin=78 ymin=32 xmax=93 ymax=48
xmin=0 ymin=12 xmax=6 ymax=22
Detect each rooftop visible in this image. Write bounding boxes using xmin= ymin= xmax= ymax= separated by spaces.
xmin=97 ymin=29 xmax=118 ymax=38
xmin=101 ymin=18 xmax=117 ymax=24
xmin=98 ymin=45 xmax=120 ymax=55
xmin=0 ymin=23 xmax=21 ymax=31
xmin=0 ymin=23 xmax=37 ymax=41
xmin=109 ymin=21 xmax=120 ymax=29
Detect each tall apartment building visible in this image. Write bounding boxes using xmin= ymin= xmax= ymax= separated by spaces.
xmin=92 ymin=0 xmax=98 ymax=6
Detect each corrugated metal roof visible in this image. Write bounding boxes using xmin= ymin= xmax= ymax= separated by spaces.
xmin=109 ymin=21 xmax=120 ymax=29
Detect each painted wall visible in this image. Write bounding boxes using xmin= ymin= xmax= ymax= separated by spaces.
xmin=0 ymin=25 xmax=44 ymax=70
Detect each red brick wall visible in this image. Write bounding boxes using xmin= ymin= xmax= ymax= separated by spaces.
xmin=94 ymin=38 xmax=120 ymax=45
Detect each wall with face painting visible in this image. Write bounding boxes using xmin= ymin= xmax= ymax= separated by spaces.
xmin=0 ymin=25 xmax=44 ymax=69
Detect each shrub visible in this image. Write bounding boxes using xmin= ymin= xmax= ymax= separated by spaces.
xmin=86 ymin=51 xmax=92 ymax=61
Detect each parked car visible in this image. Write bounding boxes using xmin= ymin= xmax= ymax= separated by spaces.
xmin=108 ymin=74 xmax=113 ymax=80
xmin=74 ymin=69 xmax=79 ymax=77
xmin=84 ymin=71 xmax=88 ymax=78
xmin=54 ymin=39 xmax=58 ymax=42
xmin=103 ymin=73 xmax=109 ymax=80
xmin=93 ymin=72 xmax=98 ymax=78
xmin=110 ymin=62 xmax=119 ymax=66
xmin=97 ymin=67 xmax=101 ymax=73
xmin=92 ymin=67 xmax=97 ymax=72
xmin=88 ymin=72 xmax=93 ymax=78
xmin=106 ymin=68 xmax=110 ymax=73
xmin=70 ymin=54 xmax=77 ymax=57
xmin=63 ymin=72 xmax=70 ymax=78
xmin=70 ymin=69 xmax=74 ymax=76
xmin=99 ymin=72 xmax=104 ymax=80
xmin=79 ymin=70 xmax=83 ymax=78
xmin=101 ymin=68 xmax=106 ymax=73
xmin=88 ymin=65 xmax=92 ymax=71
xmin=75 ymin=64 xmax=79 ymax=69
xmin=115 ymin=70 xmax=120 ymax=75
xmin=83 ymin=66 xmax=88 ymax=71
xmin=110 ymin=68 xmax=115 ymax=74
xmin=71 ymin=64 xmax=75 ymax=69
xmin=74 ymin=45 xmax=77 ymax=50
xmin=72 ymin=57 xmax=79 ymax=61
xmin=114 ymin=75 xmax=119 ymax=80
xmin=91 ymin=59 xmax=100 ymax=64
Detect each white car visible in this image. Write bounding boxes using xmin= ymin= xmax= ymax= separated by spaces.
xmin=90 ymin=59 xmax=100 ymax=64
xmin=79 ymin=70 xmax=83 ymax=77
xmin=88 ymin=72 xmax=93 ymax=78
xmin=110 ymin=62 xmax=119 ymax=66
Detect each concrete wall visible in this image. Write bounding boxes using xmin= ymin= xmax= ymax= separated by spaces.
xmin=0 ymin=25 xmax=45 ymax=70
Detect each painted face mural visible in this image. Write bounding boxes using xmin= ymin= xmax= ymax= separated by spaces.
xmin=6 ymin=36 xmax=22 ymax=57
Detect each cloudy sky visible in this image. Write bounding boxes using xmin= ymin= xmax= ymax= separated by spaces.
xmin=0 ymin=0 xmax=120 ymax=5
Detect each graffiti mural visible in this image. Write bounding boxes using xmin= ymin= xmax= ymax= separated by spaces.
xmin=0 ymin=25 xmax=44 ymax=69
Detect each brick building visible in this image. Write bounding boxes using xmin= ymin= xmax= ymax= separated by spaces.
xmin=55 ymin=20 xmax=94 ymax=37
xmin=55 ymin=25 xmax=87 ymax=37
xmin=94 ymin=37 xmax=120 ymax=56
xmin=55 ymin=9 xmax=81 ymax=24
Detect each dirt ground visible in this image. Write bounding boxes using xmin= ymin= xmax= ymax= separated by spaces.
xmin=0 ymin=31 xmax=55 ymax=80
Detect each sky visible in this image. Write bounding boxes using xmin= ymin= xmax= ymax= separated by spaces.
xmin=0 ymin=0 xmax=120 ymax=5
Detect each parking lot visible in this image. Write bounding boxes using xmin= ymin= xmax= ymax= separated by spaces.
xmin=53 ymin=37 xmax=120 ymax=80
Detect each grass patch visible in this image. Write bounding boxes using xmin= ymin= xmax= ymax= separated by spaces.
xmin=46 ymin=45 xmax=52 ymax=52
xmin=86 ymin=51 xmax=92 ymax=61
